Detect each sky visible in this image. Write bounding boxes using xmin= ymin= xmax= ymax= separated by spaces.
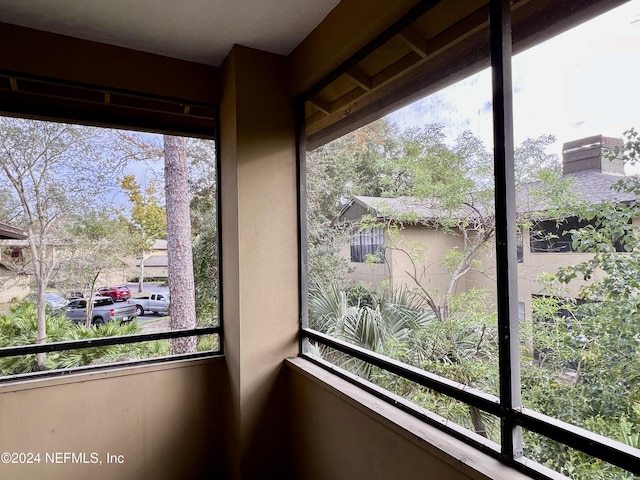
xmin=389 ymin=0 xmax=640 ymax=160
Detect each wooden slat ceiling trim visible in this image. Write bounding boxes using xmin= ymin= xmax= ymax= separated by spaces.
xmin=304 ymin=0 xmax=488 ymax=142
xmin=304 ymin=0 xmax=626 ymax=150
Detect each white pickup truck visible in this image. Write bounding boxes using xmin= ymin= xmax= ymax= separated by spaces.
xmin=133 ymin=292 xmax=170 ymax=316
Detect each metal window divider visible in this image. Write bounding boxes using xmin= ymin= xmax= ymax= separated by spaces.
xmin=490 ymin=0 xmax=523 ymax=461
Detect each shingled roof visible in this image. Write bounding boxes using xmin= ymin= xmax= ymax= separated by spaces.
xmin=336 ymin=136 xmax=640 ymax=225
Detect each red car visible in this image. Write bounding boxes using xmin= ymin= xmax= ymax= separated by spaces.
xmin=95 ymin=285 xmax=131 ymax=302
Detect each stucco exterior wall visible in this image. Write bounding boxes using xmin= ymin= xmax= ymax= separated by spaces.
xmin=0 ymin=275 xmax=29 ymax=303
xmin=345 ymin=225 xmax=467 ymax=304
xmin=345 ymin=222 xmax=625 ymax=320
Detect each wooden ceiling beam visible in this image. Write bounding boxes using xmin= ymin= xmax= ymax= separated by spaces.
xmin=396 ymin=26 xmax=428 ymax=58
xmin=305 ymin=4 xmax=490 ymax=135
xmin=309 ymin=95 xmax=332 ymax=115
xmin=346 ymin=66 xmax=372 ymax=91
xmin=371 ymin=51 xmax=422 ymax=90
xmin=331 ymin=86 xmax=368 ymax=113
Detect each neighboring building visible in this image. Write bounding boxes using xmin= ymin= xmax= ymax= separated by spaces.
xmin=335 ymin=135 xmax=637 ymax=319
xmin=0 ymin=222 xmax=29 ymax=302
xmin=134 ymin=239 xmax=169 ymax=280
xmin=0 ymin=225 xmax=133 ymax=300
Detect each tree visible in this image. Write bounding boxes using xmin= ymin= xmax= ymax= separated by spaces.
xmin=57 ymin=212 xmax=136 ymax=326
xmin=0 ymin=117 xmax=119 ymax=369
xmin=310 ymin=120 xmax=563 ymax=322
xmin=306 ymin=118 xmax=568 ymax=438
xmin=120 ymin=174 xmax=167 ymax=292
xmin=519 ymin=129 xmax=640 ymax=477
xmin=185 ymin=137 xmax=219 ymax=325
xmin=191 ymin=178 xmax=218 ymax=325
xmin=308 ymin=122 xmax=640 ymax=477
xmin=164 ymin=135 xmax=197 ymax=353
xmin=305 ymin=119 xmax=403 ymax=285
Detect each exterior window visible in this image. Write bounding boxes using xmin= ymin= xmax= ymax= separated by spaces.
xmin=350 ymin=227 xmax=384 ymax=263
xmin=530 ymin=217 xmax=626 ymax=253
xmin=516 ymin=232 xmax=524 ymax=262
xmin=0 ymin=117 xmax=221 ymax=380
xmin=301 ymin=1 xmax=640 ymax=478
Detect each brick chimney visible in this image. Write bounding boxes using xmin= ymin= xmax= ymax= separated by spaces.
xmin=562 ymin=135 xmax=624 ymax=176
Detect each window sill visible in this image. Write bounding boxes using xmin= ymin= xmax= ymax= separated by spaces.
xmin=286 ymin=357 xmax=550 ymax=480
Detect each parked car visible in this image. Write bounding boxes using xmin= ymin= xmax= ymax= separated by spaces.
xmin=95 ymin=285 xmax=131 ymax=302
xmin=45 ymin=293 xmax=70 ymax=310
xmin=65 ymin=296 xmax=136 ymax=326
xmin=25 ymin=292 xmax=69 ymax=311
xmin=133 ymin=292 xmax=170 ymax=316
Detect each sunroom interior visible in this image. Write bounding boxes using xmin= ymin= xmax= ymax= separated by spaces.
xmin=0 ymin=0 xmax=635 ymax=479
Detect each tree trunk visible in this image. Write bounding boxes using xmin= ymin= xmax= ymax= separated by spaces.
xmin=28 ymin=234 xmax=47 ymax=370
xmin=138 ymin=251 xmax=145 ymax=293
xmin=164 ymin=135 xmax=197 ymax=353
xmin=35 ymin=282 xmax=47 ymax=369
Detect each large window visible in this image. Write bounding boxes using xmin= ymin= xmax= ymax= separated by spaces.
xmin=301 ymin=1 xmax=640 ymax=479
xmin=530 ymin=217 xmax=627 ymax=253
xmin=0 ymin=117 xmax=221 ymax=381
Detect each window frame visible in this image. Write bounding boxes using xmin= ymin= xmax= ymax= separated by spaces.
xmin=530 ymin=216 xmax=627 ymax=253
xmin=0 ymin=114 xmax=224 ymax=383
xmin=297 ymin=0 xmax=640 ymax=478
xmin=350 ymin=226 xmax=385 ymax=263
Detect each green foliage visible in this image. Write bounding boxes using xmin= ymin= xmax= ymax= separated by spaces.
xmin=0 ymin=302 xmax=168 ymax=375
xmin=308 ymin=281 xmax=499 ymax=436
xmin=195 ymin=296 xmax=219 ymax=328
xmin=120 ymin=174 xmax=167 ymax=253
xmin=308 ymin=281 xmax=432 ymax=376
xmin=191 ymin=180 xmax=219 ymax=324
xmin=307 ymin=115 xmax=640 ymax=476
xmin=520 ymin=130 xmax=640 ymax=478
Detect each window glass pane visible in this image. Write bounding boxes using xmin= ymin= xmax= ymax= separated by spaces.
xmin=307 ymin=342 xmax=502 ymax=445
xmin=304 ymin=1 xmax=640 ymax=476
xmin=523 ymin=430 xmax=638 ymax=480
xmin=305 ymin=22 xmax=499 ymax=416
xmin=0 ymin=116 xmax=219 ymax=377
xmin=515 ymin=2 xmax=640 ymax=472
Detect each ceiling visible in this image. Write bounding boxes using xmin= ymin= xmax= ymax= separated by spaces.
xmin=0 ymin=0 xmax=620 ymax=140
xmin=0 ymin=0 xmax=341 ymax=66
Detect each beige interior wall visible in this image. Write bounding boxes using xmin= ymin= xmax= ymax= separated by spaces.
xmin=0 ymin=359 xmax=224 ymax=480
xmin=0 ymin=23 xmax=220 ymax=105
xmin=287 ymin=358 xmax=533 ymax=480
xmin=219 ymin=45 xmax=299 ymax=480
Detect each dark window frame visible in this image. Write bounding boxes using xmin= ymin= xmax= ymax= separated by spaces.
xmin=350 ymin=226 xmax=385 ymax=263
xmin=0 ymin=112 xmax=223 ymax=381
xmin=297 ymin=0 xmax=640 ymax=478
xmin=530 ymin=216 xmax=627 ymax=253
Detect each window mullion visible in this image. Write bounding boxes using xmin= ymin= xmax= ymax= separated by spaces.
xmin=490 ymin=0 xmax=523 ymax=460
